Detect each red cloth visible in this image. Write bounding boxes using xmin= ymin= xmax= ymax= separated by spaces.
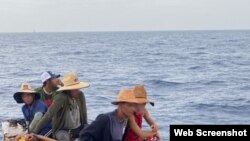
xmin=125 ymin=113 xmax=143 ymax=141
xmin=45 ymin=99 xmax=53 ymax=107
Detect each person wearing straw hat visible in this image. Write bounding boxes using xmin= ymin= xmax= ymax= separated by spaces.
xmin=123 ymin=85 xmax=160 ymax=141
xmin=35 ymin=71 xmax=62 ymax=107
xmin=13 ymin=82 xmax=51 ymax=136
xmin=79 ymin=88 xmax=139 ymax=141
xmin=31 ymin=72 xmax=89 ymax=141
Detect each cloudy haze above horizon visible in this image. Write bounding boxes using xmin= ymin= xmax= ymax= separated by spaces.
xmin=0 ymin=0 xmax=250 ymax=32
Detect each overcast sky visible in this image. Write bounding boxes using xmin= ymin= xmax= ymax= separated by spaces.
xmin=0 ymin=0 xmax=250 ymax=32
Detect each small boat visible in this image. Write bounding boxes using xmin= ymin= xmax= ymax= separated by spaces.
xmin=2 ymin=119 xmax=156 ymax=141
xmin=2 ymin=119 xmax=56 ymax=141
xmin=2 ymin=119 xmax=27 ymax=141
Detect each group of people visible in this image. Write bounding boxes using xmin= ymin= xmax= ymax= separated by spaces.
xmin=13 ymin=71 xmax=160 ymax=141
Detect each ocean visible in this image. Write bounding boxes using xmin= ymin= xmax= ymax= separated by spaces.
xmin=0 ymin=30 xmax=250 ymax=140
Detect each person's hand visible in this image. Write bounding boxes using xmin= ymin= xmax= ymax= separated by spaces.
xmin=57 ymin=78 xmax=64 ymax=87
xmin=154 ymin=132 xmax=160 ymax=141
xmin=15 ymin=134 xmax=37 ymax=141
xmin=151 ymin=124 xmax=159 ymax=132
xmin=25 ymin=134 xmax=37 ymax=141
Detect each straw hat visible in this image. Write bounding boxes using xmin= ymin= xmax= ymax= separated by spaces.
xmin=57 ymin=72 xmax=90 ymax=91
xmin=133 ymin=85 xmax=154 ymax=106
xmin=13 ymin=82 xmax=40 ymax=104
xmin=111 ymin=88 xmax=140 ymax=105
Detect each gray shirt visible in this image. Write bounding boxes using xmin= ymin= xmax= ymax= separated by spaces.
xmin=79 ymin=109 xmax=128 ymax=141
xmin=109 ymin=110 xmax=128 ymax=141
xmin=63 ymin=98 xmax=81 ymax=129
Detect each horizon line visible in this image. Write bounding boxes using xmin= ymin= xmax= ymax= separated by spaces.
xmin=0 ymin=29 xmax=250 ymax=34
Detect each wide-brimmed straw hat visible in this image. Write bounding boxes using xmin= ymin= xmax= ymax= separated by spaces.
xmin=13 ymin=82 xmax=40 ymax=104
xmin=57 ymin=72 xmax=90 ymax=92
xmin=133 ymin=85 xmax=154 ymax=106
xmin=111 ymin=88 xmax=140 ymax=105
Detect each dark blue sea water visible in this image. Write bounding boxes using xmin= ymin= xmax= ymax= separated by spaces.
xmin=0 ymin=30 xmax=250 ymax=141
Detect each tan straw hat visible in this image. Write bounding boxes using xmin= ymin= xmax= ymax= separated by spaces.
xmin=111 ymin=88 xmax=140 ymax=105
xmin=13 ymin=82 xmax=40 ymax=103
xmin=57 ymin=72 xmax=90 ymax=91
xmin=133 ymin=85 xmax=154 ymax=106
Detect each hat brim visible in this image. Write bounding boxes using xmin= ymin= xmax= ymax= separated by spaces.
xmin=51 ymin=74 xmax=61 ymax=79
xmin=135 ymin=98 xmax=155 ymax=106
xmin=43 ymin=74 xmax=61 ymax=83
xmin=13 ymin=92 xmax=40 ymax=104
xmin=111 ymin=99 xmax=140 ymax=105
xmin=57 ymin=82 xmax=90 ymax=92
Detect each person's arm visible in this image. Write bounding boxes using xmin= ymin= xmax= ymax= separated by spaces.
xmin=128 ymin=115 xmax=157 ymax=139
xmin=154 ymin=132 xmax=161 ymax=141
xmin=31 ymin=95 xmax=65 ymax=134
xmin=143 ymin=109 xmax=159 ymax=132
xmin=29 ymin=101 xmax=48 ymax=131
xmin=21 ymin=107 xmax=28 ymax=122
xmin=144 ymin=109 xmax=155 ymax=125
xmin=81 ymin=92 xmax=88 ymax=124
xmin=29 ymin=112 xmax=43 ymax=132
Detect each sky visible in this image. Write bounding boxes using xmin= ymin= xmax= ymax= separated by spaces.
xmin=0 ymin=0 xmax=250 ymax=32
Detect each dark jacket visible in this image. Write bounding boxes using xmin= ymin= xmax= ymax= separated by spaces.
xmin=80 ymin=109 xmax=127 ymax=141
xmin=79 ymin=114 xmax=112 ymax=141
xmin=32 ymin=91 xmax=87 ymax=138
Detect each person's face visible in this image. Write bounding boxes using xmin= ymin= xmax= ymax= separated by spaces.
xmin=120 ymin=103 xmax=136 ymax=118
xmin=47 ymin=78 xmax=60 ymax=88
xmin=69 ymin=89 xmax=81 ymax=98
xmin=22 ymin=93 xmax=34 ymax=105
xmin=135 ymin=103 xmax=146 ymax=114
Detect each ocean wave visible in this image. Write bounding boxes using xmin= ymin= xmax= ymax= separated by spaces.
xmin=212 ymin=60 xmax=227 ymax=66
xmin=145 ymin=79 xmax=227 ymax=88
xmin=190 ymin=103 xmax=250 ymax=114
xmin=145 ymin=79 xmax=184 ymax=87
xmin=240 ymin=85 xmax=250 ymax=90
xmin=190 ymin=52 xmax=208 ymax=55
xmin=227 ymin=39 xmax=239 ymax=43
xmin=73 ymin=51 xmax=84 ymax=55
xmin=202 ymin=80 xmax=226 ymax=85
xmin=188 ymin=66 xmax=203 ymax=70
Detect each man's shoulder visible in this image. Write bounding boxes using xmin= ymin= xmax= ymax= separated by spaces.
xmin=79 ymin=91 xmax=85 ymax=97
xmin=53 ymin=92 xmax=67 ymax=101
xmin=35 ymin=87 xmax=43 ymax=93
xmin=94 ymin=113 xmax=111 ymax=124
xmin=94 ymin=110 xmax=117 ymax=123
xmin=104 ymin=110 xmax=117 ymax=118
xmin=21 ymin=104 xmax=27 ymax=111
xmin=78 ymin=91 xmax=85 ymax=100
xmin=36 ymin=100 xmax=47 ymax=107
xmin=53 ymin=88 xmax=60 ymax=94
